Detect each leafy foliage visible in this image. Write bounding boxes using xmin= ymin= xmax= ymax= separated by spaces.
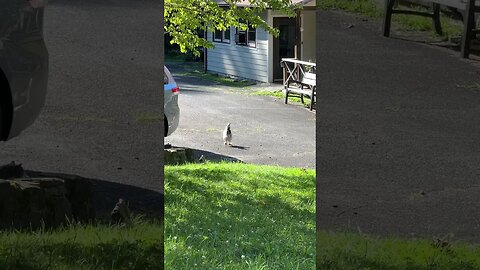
xmin=165 ymin=0 xmax=298 ymax=55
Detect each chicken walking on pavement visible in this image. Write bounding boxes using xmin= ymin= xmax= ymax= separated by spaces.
xmin=223 ymin=123 xmax=232 ymax=146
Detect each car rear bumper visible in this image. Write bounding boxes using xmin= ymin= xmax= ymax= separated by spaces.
xmin=165 ymin=96 xmax=179 ymax=136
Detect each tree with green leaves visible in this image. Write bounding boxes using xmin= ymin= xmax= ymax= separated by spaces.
xmin=165 ymin=0 xmax=299 ymax=55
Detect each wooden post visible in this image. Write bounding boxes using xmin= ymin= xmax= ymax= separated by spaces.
xmin=383 ymin=0 xmax=395 ymax=37
xmin=461 ymin=0 xmax=476 ymax=58
xmin=432 ymin=3 xmax=443 ymax=35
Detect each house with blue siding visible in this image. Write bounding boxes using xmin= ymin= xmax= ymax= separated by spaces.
xmin=206 ymin=0 xmax=316 ymax=83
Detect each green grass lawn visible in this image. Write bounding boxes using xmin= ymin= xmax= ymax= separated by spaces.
xmin=317 ymin=231 xmax=480 ymax=269
xmin=252 ymin=90 xmax=313 ymax=109
xmin=0 ymin=219 xmax=163 ymax=270
xmin=318 ymin=0 xmax=383 ymax=18
xmin=164 ymin=162 xmax=316 ymax=269
xmin=251 ymin=90 xmax=285 ymax=98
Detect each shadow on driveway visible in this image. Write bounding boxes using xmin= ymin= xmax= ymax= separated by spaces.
xmin=167 ymin=146 xmax=243 ymax=163
xmin=229 ymin=145 xmax=250 ymax=150
xmin=25 ymin=170 xmax=164 ymax=220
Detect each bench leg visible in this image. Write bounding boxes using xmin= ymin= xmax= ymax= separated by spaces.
xmin=461 ymin=0 xmax=476 ymax=58
xmin=300 ymin=94 xmax=304 ymax=104
xmin=432 ymin=3 xmax=443 ymax=35
xmin=285 ymin=90 xmax=289 ymax=104
xmin=383 ymin=0 xmax=396 ymax=37
xmin=310 ymin=90 xmax=315 ymax=111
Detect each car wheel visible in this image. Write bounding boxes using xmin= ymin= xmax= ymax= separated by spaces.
xmin=164 ymin=116 xmax=168 ymax=137
xmin=0 ymin=73 xmax=11 ymax=141
xmin=0 ymin=102 xmax=3 ymax=140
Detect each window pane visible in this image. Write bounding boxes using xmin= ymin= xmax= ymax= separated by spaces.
xmin=214 ymin=30 xmax=222 ymax=41
xmin=238 ymin=32 xmax=246 ymax=44
xmin=224 ymin=28 xmax=231 ymax=42
xmin=248 ymin=29 xmax=256 ymax=45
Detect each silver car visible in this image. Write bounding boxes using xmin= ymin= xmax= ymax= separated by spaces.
xmin=164 ymin=66 xmax=179 ymax=137
xmin=0 ymin=0 xmax=49 ymax=141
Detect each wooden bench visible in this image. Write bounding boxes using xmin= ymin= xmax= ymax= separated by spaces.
xmin=383 ymin=0 xmax=480 ymax=58
xmin=285 ymin=72 xmax=316 ymax=111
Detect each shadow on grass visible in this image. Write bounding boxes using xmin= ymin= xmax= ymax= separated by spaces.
xmin=0 ymin=171 xmax=164 ymax=270
xmin=316 ymin=230 xmax=480 ymax=270
xmin=0 ymin=240 xmax=163 ymax=270
xmin=317 ymin=252 xmax=480 ymax=270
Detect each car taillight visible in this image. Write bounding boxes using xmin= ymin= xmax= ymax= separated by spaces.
xmin=27 ymin=0 xmax=48 ymax=8
xmin=172 ymin=87 xmax=180 ymax=95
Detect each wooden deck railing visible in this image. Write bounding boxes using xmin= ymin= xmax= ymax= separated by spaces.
xmin=281 ymin=58 xmax=316 ymax=87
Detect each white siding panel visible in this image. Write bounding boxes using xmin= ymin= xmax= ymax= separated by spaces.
xmin=207 ymin=22 xmax=270 ymax=82
xmin=209 ymin=61 xmax=267 ymax=81
xmin=208 ymin=64 xmax=267 ymax=82
xmin=208 ymin=63 xmax=268 ymax=77
xmin=208 ymin=57 xmax=268 ymax=70
xmin=208 ymin=53 xmax=267 ymax=69
xmin=211 ymin=43 xmax=269 ymax=53
xmin=209 ymin=49 xmax=268 ymax=62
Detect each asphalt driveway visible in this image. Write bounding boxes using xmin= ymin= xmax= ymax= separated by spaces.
xmin=317 ymin=10 xmax=480 ymax=242
xmin=164 ymin=62 xmax=316 ymax=169
xmin=0 ymin=0 xmax=163 ymax=215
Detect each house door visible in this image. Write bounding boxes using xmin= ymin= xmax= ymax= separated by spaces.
xmin=273 ymin=17 xmax=297 ymax=82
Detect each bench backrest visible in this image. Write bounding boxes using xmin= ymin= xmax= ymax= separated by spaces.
xmin=302 ymin=72 xmax=316 ymax=87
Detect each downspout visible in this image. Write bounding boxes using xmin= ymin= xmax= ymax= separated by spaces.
xmin=204 ymin=48 xmax=208 ymax=73
xmin=204 ymin=24 xmax=208 ymax=73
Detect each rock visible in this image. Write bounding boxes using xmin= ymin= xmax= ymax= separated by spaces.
xmin=63 ymin=175 xmax=95 ymax=223
xmin=0 ymin=178 xmax=72 ymax=229
xmin=185 ymin=148 xmax=195 ymax=162
xmin=165 ymin=147 xmax=196 ymax=165
xmin=0 ymin=175 xmax=95 ymax=230
xmin=165 ymin=148 xmax=187 ymax=165
xmin=0 ymin=161 xmax=24 ymax=179
xmin=24 ymin=171 xmax=95 ymax=223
